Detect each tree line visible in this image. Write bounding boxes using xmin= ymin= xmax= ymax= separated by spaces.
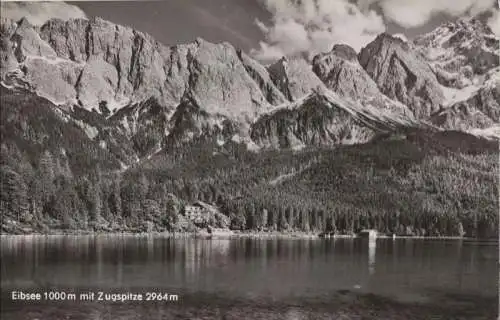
xmin=1 ymin=136 xmax=497 ymax=238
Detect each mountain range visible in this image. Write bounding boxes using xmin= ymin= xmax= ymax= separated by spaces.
xmin=0 ymin=14 xmax=498 ymax=236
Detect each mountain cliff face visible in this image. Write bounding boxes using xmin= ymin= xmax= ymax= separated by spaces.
xmin=358 ymin=33 xmax=445 ymax=119
xmin=312 ymin=44 xmax=415 ymax=120
xmin=1 ymin=17 xmax=273 ymax=118
xmin=412 ymin=18 xmax=500 ymax=134
xmin=413 ymin=18 xmax=499 ymax=89
xmin=1 ymin=14 xmax=498 ymax=160
xmin=430 ymin=67 xmax=500 ymax=131
xmin=251 ymin=90 xmax=378 ymax=149
xmin=236 ymin=49 xmax=287 ymax=106
xmin=267 ymin=56 xmax=326 ymax=102
xmin=313 ymin=44 xmax=380 ymax=98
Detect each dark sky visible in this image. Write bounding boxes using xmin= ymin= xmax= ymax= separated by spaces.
xmin=77 ymin=0 xmax=272 ymax=52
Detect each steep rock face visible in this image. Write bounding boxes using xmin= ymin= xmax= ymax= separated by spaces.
xmin=431 ymin=68 xmax=500 ymax=131
xmin=40 ymin=17 xmax=177 ymax=107
xmin=250 ymin=89 xmax=413 ymax=149
xmin=312 ymin=44 xmax=414 ymax=119
xmin=251 ymin=94 xmax=374 ymax=149
xmin=460 ymin=71 xmax=500 ymax=123
xmin=0 ymin=18 xmax=19 ymax=77
xmin=236 ymin=49 xmax=287 ymax=106
xmin=109 ymin=97 xmax=174 ymax=158
xmin=1 ymin=17 xmax=167 ymax=107
xmin=267 ymin=56 xmax=325 ymax=101
xmin=359 ymin=33 xmax=445 ymax=118
xmin=411 ymin=18 xmax=499 ymax=139
xmin=413 ymin=18 xmax=499 ymax=89
xmin=165 ymin=95 xmax=237 ymax=148
xmin=1 ymin=17 xmax=273 ymax=123
xmin=430 ymin=104 xmax=495 ymax=131
xmin=4 ymin=14 xmax=496 ymax=151
xmin=182 ymin=39 xmax=270 ymax=121
xmin=313 ymin=44 xmax=380 ymax=98
xmin=10 ymin=18 xmax=57 ymax=60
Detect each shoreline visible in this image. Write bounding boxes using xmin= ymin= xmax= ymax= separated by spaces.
xmin=0 ymin=230 xmax=496 ymax=241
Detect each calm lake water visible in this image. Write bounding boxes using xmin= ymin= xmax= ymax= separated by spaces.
xmin=0 ymin=235 xmax=498 ymax=320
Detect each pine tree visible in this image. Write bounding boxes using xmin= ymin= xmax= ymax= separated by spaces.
xmin=109 ymin=177 xmax=123 ymax=219
xmin=0 ymin=165 xmax=29 ymax=221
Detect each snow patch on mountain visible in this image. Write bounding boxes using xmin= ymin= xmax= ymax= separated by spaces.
xmin=24 ymin=54 xmax=84 ymax=66
xmin=468 ymin=125 xmax=500 ymax=140
xmin=73 ymin=119 xmax=99 ymax=140
xmin=231 ymin=134 xmax=261 ymax=151
xmin=440 ymin=84 xmax=481 ymax=106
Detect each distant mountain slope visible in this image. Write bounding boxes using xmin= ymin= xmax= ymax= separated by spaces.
xmin=0 ymin=85 xmax=130 ymax=174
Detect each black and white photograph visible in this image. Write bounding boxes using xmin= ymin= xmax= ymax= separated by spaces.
xmin=0 ymin=0 xmax=499 ymax=319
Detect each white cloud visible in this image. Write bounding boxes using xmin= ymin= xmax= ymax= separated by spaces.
xmin=252 ymin=0 xmax=386 ymax=62
xmin=369 ymin=0 xmax=496 ymax=28
xmin=1 ymin=1 xmax=87 ymax=26
xmin=488 ymin=9 xmax=500 ymax=36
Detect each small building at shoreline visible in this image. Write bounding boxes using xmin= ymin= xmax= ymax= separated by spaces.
xmin=359 ymin=229 xmax=378 ymax=239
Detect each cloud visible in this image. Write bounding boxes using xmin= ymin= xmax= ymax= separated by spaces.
xmin=392 ymin=33 xmax=408 ymax=42
xmin=252 ymin=0 xmax=386 ymax=62
xmin=364 ymin=0 xmax=496 ymax=28
xmin=1 ymin=1 xmax=87 ymax=26
xmin=488 ymin=9 xmax=500 ymax=36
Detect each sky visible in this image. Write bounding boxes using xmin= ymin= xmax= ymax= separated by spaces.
xmin=1 ymin=0 xmax=499 ymax=62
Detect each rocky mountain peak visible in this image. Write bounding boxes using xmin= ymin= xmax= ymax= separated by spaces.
xmin=1 ymin=11 xmax=498 ymax=152
xmin=1 ymin=16 xmax=277 ymax=121
xmin=236 ymin=49 xmax=287 ymax=106
xmin=312 ymin=44 xmax=380 ymax=99
xmin=267 ymin=56 xmax=325 ymax=102
xmin=330 ymin=44 xmax=358 ymax=62
xmin=312 ymin=42 xmax=415 ymax=121
xmin=371 ymin=32 xmax=411 ymax=50
xmin=359 ymin=31 xmax=444 ymax=118
xmin=16 ymin=17 xmax=33 ymax=28
xmin=413 ymin=16 xmax=499 ymax=89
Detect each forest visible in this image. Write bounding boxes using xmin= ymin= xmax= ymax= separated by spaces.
xmin=1 ymin=129 xmax=498 ymax=238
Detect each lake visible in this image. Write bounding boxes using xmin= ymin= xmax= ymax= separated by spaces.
xmin=1 ymin=235 xmax=498 ymax=319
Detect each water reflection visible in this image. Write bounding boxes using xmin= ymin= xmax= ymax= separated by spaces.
xmin=368 ymin=239 xmax=376 ymax=275
xmin=0 ymin=236 xmax=497 ymax=302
